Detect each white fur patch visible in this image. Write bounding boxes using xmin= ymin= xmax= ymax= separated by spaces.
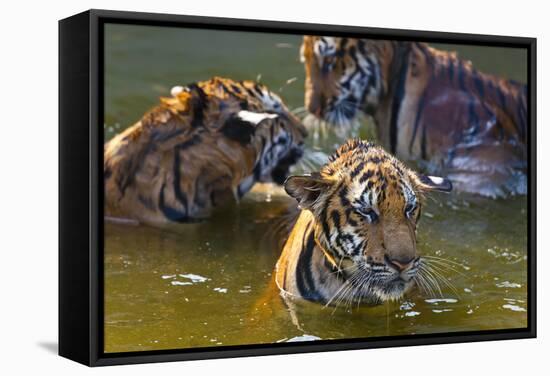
xmin=170 ymin=85 xmax=184 ymax=97
xmin=237 ymin=110 xmax=278 ymax=125
xmin=427 ymin=176 xmax=445 ymax=185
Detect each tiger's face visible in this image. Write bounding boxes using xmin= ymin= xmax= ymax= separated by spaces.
xmin=174 ymin=78 xmax=307 ymax=187
xmin=301 ymin=36 xmax=391 ymax=127
xmin=246 ymin=87 xmax=307 ymax=185
xmin=285 ymin=139 xmax=452 ymax=302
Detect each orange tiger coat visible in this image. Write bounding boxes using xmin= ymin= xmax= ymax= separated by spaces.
xmin=104 ymin=77 xmax=307 ymax=224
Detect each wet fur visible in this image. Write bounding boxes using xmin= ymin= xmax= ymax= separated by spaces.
xmin=104 ymin=77 xmax=307 ymax=224
xmin=276 ymin=139 xmax=450 ymax=305
xmin=302 ymin=37 xmax=527 ymax=198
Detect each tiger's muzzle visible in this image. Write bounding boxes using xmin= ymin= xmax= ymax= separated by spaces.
xmin=271 ymin=146 xmax=304 ymax=185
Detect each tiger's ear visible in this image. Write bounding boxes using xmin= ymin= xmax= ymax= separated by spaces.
xmin=284 ymin=173 xmax=333 ymax=210
xmin=416 ymin=174 xmax=453 ymax=193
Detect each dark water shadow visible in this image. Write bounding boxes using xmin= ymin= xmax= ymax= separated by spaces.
xmin=37 ymin=341 xmax=58 ymax=354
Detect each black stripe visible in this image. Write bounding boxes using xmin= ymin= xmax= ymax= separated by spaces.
xmin=187 ymin=83 xmax=208 ymax=128
xmin=230 ymin=84 xmax=242 ymax=94
xmin=448 ymin=60 xmax=455 ymax=82
xmin=496 ymin=86 xmax=507 ymax=109
xmin=219 ymin=82 xmax=231 ymax=94
xmin=341 ymin=69 xmax=359 ymax=90
xmin=359 ymin=169 xmax=374 ymax=184
xmin=173 ymin=147 xmax=188 ymax=215
xmin=339 ymin=185 xmax=350 ymax=207
xmin=352 ymin=239 xmax=365 ymax=256
xmin=158 ymin=183 xmax=187 ymax=222
xmin=176 ymin=134 xmax=202 ymax=151
xmin=408 ymin=93 xmax=427 ymax=154
xmin=347 ymin=216 xmax=358 ymax=227
xmin=473 ymin=71 xmax=485 ymax=97
xmin=368 ymin=66 xmax=378 ymax=98
xmin=253 ymin=83 xmax=264 ymax=97
xmin=352 ymin=50 xmax=364 ymax=75
xmin=331 ymin=210 xmax=341 ymax=231
xmin=295 ymin=230 xmax=323 ymax=301
xmin=239 ymin=101 xmax=249 ymax=110
xmin=420 ymin=116 xmax=428 ymax=160
xmin=151 ymin=128 xmax=184 ymax=143
xmin=339 ymin=38 xmax=349 ymax=51
xmin=389 ymin=46 xmax=410 ymax=154
xmin=320 ymin=180 xmax=343 ymax=243
xmin=481 ymin=101 xmax=496 ymax=120
xmin=115 ymin=142 xmax=156 ymax=198
xmin=221 ymin=114 xmax=256 ymax=145
xmin=350 ymin=161 xmax=365 ymax=179
xmin=357 ymin=39 xmax=366 ymax=55
xmin=458 ymin=62 xmax=466 ymax=91
xmin=320 ymin=212 xmax=331 ymax=245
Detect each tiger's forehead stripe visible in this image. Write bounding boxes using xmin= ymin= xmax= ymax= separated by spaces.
xmin=321 ymin=139 xmax=419 ymax=213
xmin=314 ymin=37 xmax=338 ymax=57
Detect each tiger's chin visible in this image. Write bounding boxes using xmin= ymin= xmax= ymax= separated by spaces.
xmin=355 ymin=279 xmax=416 ymax=305
xmin=378 ymin=280 xmax=416 ymax=302
xmin=323 ymin=106 xmax=360 ymax=138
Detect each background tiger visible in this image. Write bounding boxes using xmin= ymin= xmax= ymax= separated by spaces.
xmin=301 ymin=36 xmax=527 ymax=198
xmin=104 ymin=76 xmax=307 ymax=224
xmin=276 ymin=139 xmax=452 ymax=305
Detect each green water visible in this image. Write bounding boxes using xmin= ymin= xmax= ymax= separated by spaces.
xmin=103 ymin=24 xmax=528 ymax=353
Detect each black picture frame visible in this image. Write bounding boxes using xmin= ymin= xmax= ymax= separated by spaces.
xmin=59 ymin=8 xmax=537 ymax=367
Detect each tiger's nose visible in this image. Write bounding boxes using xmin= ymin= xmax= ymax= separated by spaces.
xmin=384 ymin=255 xmax=415 ymax=272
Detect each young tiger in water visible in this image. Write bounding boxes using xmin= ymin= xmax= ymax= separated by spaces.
xmin=104 ymin=77 xmax=307 ymax=224
xmin=301 ymin=36 xmax=527 ymax=198
xmin=276 ymin=139 xmax=452 ymax=305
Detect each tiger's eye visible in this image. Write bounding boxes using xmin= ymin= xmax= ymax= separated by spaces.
xmin=322 ymin=57 xmax=335 ymax=74
xmin=405 ymin=203 xmax=419 ymax=220
xmin=359 ymin=208 xmax=378 ymax=223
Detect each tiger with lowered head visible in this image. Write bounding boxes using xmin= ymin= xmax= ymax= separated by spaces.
xmin=104 ymin=76 xmax=307 ymax=224
xmin=301 ymin=36 xmax=527 ymax=198
xmin=276 ymin=139 xmax=452 ymax=305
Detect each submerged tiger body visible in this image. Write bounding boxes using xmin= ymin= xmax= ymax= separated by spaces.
xmin=301 ymin=36 xmax=527 ymax=198
xmin=276 ymin=139 xmax=452 ymax=305
xmin=104 ymin=77 xmax=307 ymax=224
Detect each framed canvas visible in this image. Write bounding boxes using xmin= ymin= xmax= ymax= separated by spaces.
xmin=59 ymin=9 xmax=536 ymax=366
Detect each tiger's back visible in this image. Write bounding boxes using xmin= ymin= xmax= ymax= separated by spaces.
xmin=301 ymin=36 xmax=527 ymax=197
xmin=394 ymin=43 xmax=527 ymax=196
xmin=104 ymin=77 xmax=307 ymax=224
